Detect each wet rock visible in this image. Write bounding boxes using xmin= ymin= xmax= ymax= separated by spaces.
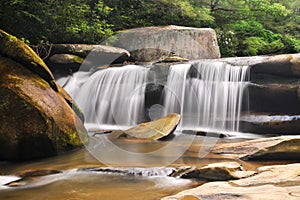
xmin=250 ymin=53 xmax=300 ymax=78
xmin=145 ymin=83 xmax=165 ymax=120
xmin=79 ymin=167 xmax=176 ymax=177
xmin=0 ymin=56 xmax=88 ymax=161
xmin=212 ymin=135 xmax=300 ymax=160
xmin=160 ymin=55 xmax=189 ymax=63
xmin=239 ymin=115 xmax=300 ymax=135
xmin=182 ymin=130 xmax=227 ymax=138
xmin=247 ymin=83 xmax=300 ymax=115
xmin=5 ymin=169 xmax=62 ymax=187
xmin=175 ymin=162 xmax=254 ymax=181
xmin=78 ymin=45 xmax=130 ymax=71
xmin=111 ymin=25 xmax=220 ymax=62
xmin=124 ymin=113 xmax=181 ymax=140
xmin=163 ymin=163 xmax=300 ymax=200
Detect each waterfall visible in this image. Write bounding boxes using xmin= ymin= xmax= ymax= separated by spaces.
xmin=59 ymin=61 xmax=249 ymax=133
xmin=73 ymin=65 xmax=149 ymax=130
xmin=163 ymin=61 xmax=249 ymax=132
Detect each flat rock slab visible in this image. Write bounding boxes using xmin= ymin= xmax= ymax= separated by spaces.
xmin=174 ymin=162 xmax=255 ymax=181
xmin=124 ymin=113 xmax=181 ymax=140
xmin=162 ymin=163 xmax=300 ymax=200
xmin=212 ymin=135 xmax=300 ymax=160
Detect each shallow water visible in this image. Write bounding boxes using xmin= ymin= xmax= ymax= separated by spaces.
xmin=0 ymin=134 xmax=281 ymax=200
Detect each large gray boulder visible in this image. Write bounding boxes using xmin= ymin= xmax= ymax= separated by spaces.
xmin=111 ymin=25 xmax=221 ymax=62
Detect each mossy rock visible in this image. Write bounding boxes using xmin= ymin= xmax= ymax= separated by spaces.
xmin=0 ymin=29 xmax=57 ymax=91
xmin=0 ymin=56 xmax=88 ymax=161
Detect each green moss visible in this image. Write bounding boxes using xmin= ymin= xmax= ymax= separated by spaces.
xmin=0 ymin=29 xmax=57 ymax=91
xmin=72 ymin=55 xmax=84 ymax=64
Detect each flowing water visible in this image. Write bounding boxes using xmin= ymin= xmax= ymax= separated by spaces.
xmin=0 ymin=61 xmax=256 ymax=199
xmin=0 ymin=135 xmax=249 ymax=200
xmin=163 ymin=62 xmax=249 ymax=133
xmin=59 ymin=61 xmax=250 ymax=136
xmin=73 ymin=65 xmax=149 ymax=131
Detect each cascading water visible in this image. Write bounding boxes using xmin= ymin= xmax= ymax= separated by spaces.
xmin=163 ymin=61 xmax=249 ymax=133
xmin=59 ymin=61 xmax=249 ymax=134
xmin=73 ymin=65 xmax=149 ymax=130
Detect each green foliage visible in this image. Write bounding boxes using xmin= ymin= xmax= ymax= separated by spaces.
xmin=281 ymin=35 xmax=300 ymax=53
xmin=0 ymin=0 xmax=113 ymax=44
xmin=242 ymin=37 xmax=284 ymax=56
xmin=103 ymin=0 xmax=214 ymax=30
xmin=0 ymin=0 xmax=299 ymax=57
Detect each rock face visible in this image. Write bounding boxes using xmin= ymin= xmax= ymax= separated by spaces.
xmin=250 ymin=54 xmax=300 ymax=78
xmin=216 ymin=53 xmax=300 ymax=135
xmin=0 ymin=29 xmax=58 ymax=91
xmin=212 ymin=135 xmax=300 ymax=160
xmin=46 ymin=44 xmax=130 ymax=74
xmin=124 ymin=113 xmax=181 ymax=140
xmin=80 ymin=45 xmax=130 ymax=71
xmin=49 ymin=54 xmax=84 ymax=64
xmin=111 ymin=25 xmax=221 ymax=62
xmin=162 ymin=163 xmax=300 ymax=200
xmin=0 ymin=30 xmax=88 ymax=161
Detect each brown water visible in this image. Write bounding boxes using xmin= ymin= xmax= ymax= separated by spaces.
xmin=0 ymin=134 xmax=280 ymax=200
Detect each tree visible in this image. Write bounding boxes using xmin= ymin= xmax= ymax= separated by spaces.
xmin=0 ymin=0 xmax=113 ymax=44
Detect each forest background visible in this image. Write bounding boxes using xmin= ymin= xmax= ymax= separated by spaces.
xmin=1 ymin=0 xmax=299 ymax=57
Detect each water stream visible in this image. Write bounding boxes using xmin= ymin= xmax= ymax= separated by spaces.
xmin=58 ymin=61 xmax=250 ymax=136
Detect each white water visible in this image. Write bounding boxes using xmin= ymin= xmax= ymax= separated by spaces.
xmin=163 ymin=61 xmax=249 ymax=132
xmin=74 ymin=65 xmax=149 ymax=130
xmin=58 ymin=62 xmax=249 ymax=134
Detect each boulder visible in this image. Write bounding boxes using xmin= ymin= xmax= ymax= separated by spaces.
xmin=51 ymin=44 xmax=100 ymax=57
xmin=173 ymin=162 xmax=254 ymax=181
xmin=162 ymin=163 xmax=300 ymax=200
xmin=212 ymin=135 xmax=300 ymax=160
xmin=247 ymin=83 xmax=300 ymax=114
xmin=250 ymin=53 xmax=300 ymax=78
xmin=0 ymin=56 xmax=88 ymax=161
xmin=111 ymin=25 xmax=221 ymax=62
xmin=0 ymin=29 xmax=58 ymax=91
xmin=46 ymin=44 xmax=130 ymax=73
xmin=123 ymin=113 xmax=180 ymax=140
xmin=239 ymin=115 xmax=300 ymax=135
xmin=80 ymin=45 xmax=130 ymax=71
xmin=49 ymin=54 xmax=84 ymax=64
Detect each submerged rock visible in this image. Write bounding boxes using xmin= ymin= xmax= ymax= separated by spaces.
xmin=212 ymin=135 xmax=300 ymax=160
xmin=124 ymin=113 xmax=181 ymax=140
xmin=5 ymin=169 xmax=62 ymax=187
